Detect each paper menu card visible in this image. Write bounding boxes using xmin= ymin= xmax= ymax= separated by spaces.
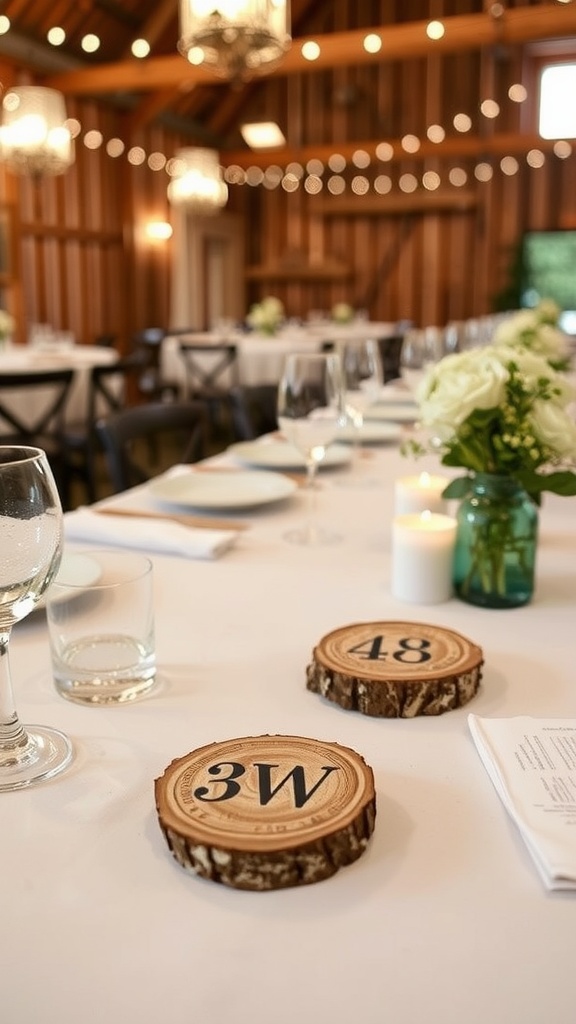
xmin=468 ymin=715 xmax=576 ymax=892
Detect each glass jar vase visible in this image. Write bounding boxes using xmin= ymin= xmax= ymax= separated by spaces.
xmin=453 ymin=473 xmax=538 ymax=609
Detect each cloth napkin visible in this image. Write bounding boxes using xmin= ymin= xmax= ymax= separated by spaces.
xmin=468 ymin=714 xmax=576 ymax=892
xmin=64 ymin=508 xmax=239 ymax=560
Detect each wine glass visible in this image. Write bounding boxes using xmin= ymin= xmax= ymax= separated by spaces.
xmin=0 ymin=446 xmax=73 ymax=791
xmin=338 ymin=337 xmax=384 ymax=466
xmin=399 ymin=327 xmax=444 ymax=394
xmin=277 ymin=351 xmax=344 ymax=545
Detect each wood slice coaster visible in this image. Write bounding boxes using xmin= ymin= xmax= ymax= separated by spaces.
xmin=155 ymin=734 xmax=376 ymax=891
xmin=306 ymin=621 xmax=483 ymax=718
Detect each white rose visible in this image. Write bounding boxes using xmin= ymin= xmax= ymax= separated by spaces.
xmin=531 ymin=399 xmax=576 ymax=459
xmin=493 ymin=310 xmax=538 ymax=346
xmin=535 ymin=299 xmax=561 ymax=325
xmin=418 ymin=348 xmax=509 ymax=430
xmin=498 ymin=347 xmax=574 ymax=403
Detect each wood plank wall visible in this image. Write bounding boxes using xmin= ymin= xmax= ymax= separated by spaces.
xmin=1 ymin=0 xmax=575 ymax=344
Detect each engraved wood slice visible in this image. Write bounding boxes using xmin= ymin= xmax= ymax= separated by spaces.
xmin=306 ymin=621 xmax=484 ymax=718
xmin=155 ymin=734 xmax=376 ymax=891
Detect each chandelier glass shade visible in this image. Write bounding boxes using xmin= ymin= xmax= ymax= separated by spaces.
xmin=167 ymin=148 xmax=229 ymax=214
xmin=0 ymin=86 xmax=73 ymax=178
xmin=178 ymin=0 xmax=291 ymax=81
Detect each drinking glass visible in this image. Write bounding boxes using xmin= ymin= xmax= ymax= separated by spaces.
xmin=340 ymin=336 xmax=383 ymax=435
xmin=277 ymin=351 xmax=344 ymax=545
xmin=399 ymin=327 xmax=443 ymax=394
xmin=0 ymin=446 xmax=73 ymax=791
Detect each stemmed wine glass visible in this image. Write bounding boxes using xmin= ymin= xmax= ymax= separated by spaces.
xmin=277 ymin=351 xmax=344 ymax=545
xmin=338 ymin=337 xmax=384 ymax=475
xmin=399 ymin=327 xmax=442 ymax=394
xmin=0 ymin=446 xmax=73 ymax=791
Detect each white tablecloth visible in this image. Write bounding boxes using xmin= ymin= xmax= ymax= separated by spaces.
xmin=3 ymin=439 xmax=576 ymax=1024
xmin=0 ymin=343 xmax=117 ymax=427
xmin=163 ymin=322 xmax=400 ymax=389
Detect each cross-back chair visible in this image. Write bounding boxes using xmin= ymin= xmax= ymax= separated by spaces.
xmin=0 ymin=367 xmax=74 ymax=499
xmin=178 ymin=342 xmax=240 ymax=445
xmin=95 ymin=400 xmax=208 ymax=494
xmin=63 ymin=354 xmax=149 ymax=506
xmin=131 ymin=327 xmax=179 ymax=402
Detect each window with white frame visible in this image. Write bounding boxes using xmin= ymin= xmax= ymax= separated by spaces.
xmin=539 ymin=63 xmax=576 ymax=139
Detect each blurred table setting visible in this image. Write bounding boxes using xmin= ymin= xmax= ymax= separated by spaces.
xmin=162 ymin=319 xmax=402 ymax=390
xmin=0 ymin=338 xmax=118 ymax=426
xmin=3 ymin=378 xmax=576 ymax=1023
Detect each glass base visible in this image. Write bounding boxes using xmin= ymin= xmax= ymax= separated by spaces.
xmin=0 ymin=725 xmax=73 ymax=791
xmin=283 ymin=524 xmax=342 ymax=546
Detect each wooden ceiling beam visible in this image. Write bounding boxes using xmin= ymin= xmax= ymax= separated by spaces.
xmin=45 ymin=5 xmax=576 ymax=96
xmin=220 ymin=132 xmax=571 ymax=168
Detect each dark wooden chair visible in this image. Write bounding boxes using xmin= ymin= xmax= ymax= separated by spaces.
xmin=95 ymin=400 xmax=208 ymax=494
xmin=62 ymin=354 xmax=150 ymax=505
xmin=178 ymin=342 xmax=240 ymax=444
xmin=377 ymin=334 xmax=405 ymax=383
xmin=228 ymin=384 xmax=279 ymax=440
xmin=131 ymin=328 xmax=180 ymax=402
xmin=0 ymin=367 xmax=74 ymax=501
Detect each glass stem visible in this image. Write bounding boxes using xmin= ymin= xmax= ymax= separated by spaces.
xmin=305 ymin=458 xmax=319 ymax=535
xmin=0 ymin=630 xmax=28 ymax=758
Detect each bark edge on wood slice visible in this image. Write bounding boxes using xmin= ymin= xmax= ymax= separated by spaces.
xmin=306 ymin=621 xmax=484 ymax=718
xmin=155 ymin=734 xmax=376 ymax=891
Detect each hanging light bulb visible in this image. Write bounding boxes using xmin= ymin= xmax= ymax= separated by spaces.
xmin=167 ymin=148 xmax=228 ymax=214
xmin=178 ymin=0 xmax=291 ymax=82
xmin=0 ymin=86 xmax=74 ymax=178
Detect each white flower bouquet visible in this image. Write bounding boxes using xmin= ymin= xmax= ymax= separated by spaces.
xmin=492 ymin=299 xmax=570 ymax=370
xmin=331 ymin=302 xmax=354 ymax=325
xmin=246 ymin=296 xmax=284 ymax=336
xmin=406 ymin=344 xmax=576 ymax=501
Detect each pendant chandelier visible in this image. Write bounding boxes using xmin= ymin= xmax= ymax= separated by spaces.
xmin=0 ymin=86 xmax=74 ymax=178
xmin=167 ymin=148 xmax=229 ymax=215
xmin=178 ymin=0 xmax=291 ymax=82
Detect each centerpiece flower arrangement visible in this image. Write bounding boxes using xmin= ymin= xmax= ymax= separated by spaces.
xmin=331 ymin=302 xmax=354 ymax=325
xmin=246 ymin=296 xmax=285 ymax=336
xmin=404 ymin=342 xmax=576 ymax=607
xmin=492 ymin=299 xmax=571 ymax=371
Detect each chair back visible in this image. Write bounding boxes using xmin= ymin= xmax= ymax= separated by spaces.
xmin=89 ymin=354 xmax=148 ymax=421
xmin=0 ymin=368 xmax=74 ymax=443
xmin=96 ymin=400 xmax=208 ymax=493
xmin=178 ymin=342 xmax=239 ymax=398
xmin=229 ymin=385 xmax=279 ymax=440
xmin=377 ymin=334 xmax=405 ymax=383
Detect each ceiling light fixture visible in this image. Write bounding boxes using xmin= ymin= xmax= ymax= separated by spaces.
xmin=240 ymin=121 xmax=286 ymax=149
xmin=177 ymin=0 xmax=291 ymax=82
xmin=167 ymin=148 xmax=228 ymax=214
xmin=0 ymin=86 xmax=74 ymax=178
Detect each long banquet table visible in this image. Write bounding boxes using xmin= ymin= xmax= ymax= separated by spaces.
xmin=3 ymin=428 xmax=576 ymax=1024
xmin=162 ymin=321 xmax=398 ymax=389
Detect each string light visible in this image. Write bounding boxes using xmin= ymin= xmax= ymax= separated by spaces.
xmin=0 ymin=2 xmax=567 ymax=206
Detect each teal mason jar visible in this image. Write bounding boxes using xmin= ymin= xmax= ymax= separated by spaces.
xmin=453 ymin=473 xmax=539 ymax=609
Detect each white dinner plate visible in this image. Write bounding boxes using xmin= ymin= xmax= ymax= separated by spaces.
xmin=228 ymin=440 xmax=352 ymax=471
xmin=364 ymin=402 xmax=419 ymax=423
xmin=37 ymin=551 xmax=102 ymax=609
xmin=335 ymin=420 xmax=402 ymax=444
xmin=149 ymin=469 xmax=298 ymax=510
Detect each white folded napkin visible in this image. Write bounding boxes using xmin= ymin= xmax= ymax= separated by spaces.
xmin=64 ymin=508 xmax=239 ymax=560
xmin=468 ymin=714 xmax=576 ymax=892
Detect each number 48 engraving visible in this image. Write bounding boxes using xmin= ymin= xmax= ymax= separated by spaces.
xmin=348 ymin=634 xmax=432 ymax=664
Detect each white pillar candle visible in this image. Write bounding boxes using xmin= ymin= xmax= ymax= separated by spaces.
xmin=391 ymin=511 xmax=457 ymax=604
xmin=394 ymin=471 xmax=449 ymax=515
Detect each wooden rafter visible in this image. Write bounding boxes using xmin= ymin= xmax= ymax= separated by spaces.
xmin=45 ymin=5 xmax=576 ymax=96
xmin=220 ymin=132 xmax=571 ymax=169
